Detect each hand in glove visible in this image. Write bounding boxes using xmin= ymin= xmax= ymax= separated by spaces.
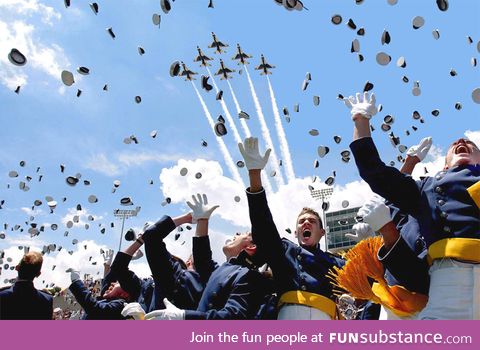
xmin=66 ymin=268 xmax=81 ymax=282
xmin=186 ymin=194 xmax=219 ymax=223
xmin=357 ymin=195 xmax=392 ymax=232
xmin=344 ymin=92 xmax=378 ymax=120
xmin=345 ymin=223 xmax=375 ymax=242
xmin=238 ymin=137 xmax=271 ymax=170
xmin=144 ymin=298 xmax=185 ymax=320
xmin=102 ymin=249 xmax=114 ymax=266
xmin=407 ymin=137 xmax=432 ymax=161
xmin=121 ymin=302 xmax=146 ymax=320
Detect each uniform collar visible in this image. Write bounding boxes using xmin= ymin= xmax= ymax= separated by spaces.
xmin=229 ymin=250 xmax=258 ymax=270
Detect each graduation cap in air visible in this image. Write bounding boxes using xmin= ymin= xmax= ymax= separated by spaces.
xmin=412 ymin=16 xmax=425 ymax=30
xmin=238 ymin=111 xmax=250 ymax=119
xmin=170 ymin=61 xmax=181 ymax=77
xmin=331 ymin=14 xmax=342 ymax=25
xmin=317 ymin=146 xmax=330 ymax=158
xmin=216 ymin=90 xmax=223 ymax=100
xmin=201 ymin=75 xmax=213 ymax=91
xmin=160 ymin=0 xmax=172 ymax=14
xmin=376 ymin=52 xmax=391 ymax=66
xmin=106 ymin=27 xmax=115 ymax=39
xmin=89 ymin=3 xmax=99 ymax=14
xmin=214 ymin=121 xmax=227 ymax=137
xmin=152 ymin=14 xmax=161 ymax=26
xmin=125 ymin=228 xmax=136 ymax=241
xmin=8 ymin=49 xmax=27 ymax=66
xmin=436 ymin=0 xmax=448 ymax=11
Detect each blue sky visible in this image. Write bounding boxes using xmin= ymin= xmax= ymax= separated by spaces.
xmin=0 ymin=0 xmax=479 ymax=287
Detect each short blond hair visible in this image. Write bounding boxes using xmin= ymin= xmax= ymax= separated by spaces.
xmin=297 ymin=207 xmax=323 ymax=228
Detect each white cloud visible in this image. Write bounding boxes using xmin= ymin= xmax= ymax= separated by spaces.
xmin=0 ymin=0 xmax=61 ymax=25
xmin=465 ymin=130 xmax=480 ymax=146
xmin=84 ymin=153 xmax=121 ymax=176
xmin=20 ymin=206 xmax=44 ymax=216
xmin=60 ymin=207 xmax=103 ymax=229
xmin=158 ymin=159 xmax=376 ymax=255
xmin=0 ymin=3 xmax=69 ymax=90
xmin=84 ymin=151 xmax=190 ymax=176
xmin=0 ymin=239 xmax=153 ymax=289
xmin=117 ymin=151 xmax=188 ymax=167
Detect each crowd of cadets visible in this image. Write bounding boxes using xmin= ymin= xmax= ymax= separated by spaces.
xmin=1 ymin=92 xmax=479 ymax=320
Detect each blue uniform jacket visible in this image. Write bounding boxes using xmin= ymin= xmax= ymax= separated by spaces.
xmin=185 ymin=236 xmax=267 ymax=320
xmin=0 ymin=281 xmax=53 ymax=320
xmin=69 ymin=279 xmax=126 ymax=320
xmin=383 ymin=205 xmax=430 ymax=294
xmin=246 ymin=189 xmax=344 ymax=301
xmin=142 ymin=215 xmax=204 ymax=311
xmin=351 ymin=137 xmax=480 ymax=288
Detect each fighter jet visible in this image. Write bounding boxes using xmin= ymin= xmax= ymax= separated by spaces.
xmin=179 ymin=62 xmax=198 ymax=81
xmin=255 ymin=54 xmax=275 ymax=75
xmin=194 ymin=46 xmax=213 ymax=67
xmin=208 ymin=32 xmax=228 ymax=54
xmin=214 ymin=59 xmax=236 ymax=80
xmin=232 ymin=44 xmax=252 ymax=65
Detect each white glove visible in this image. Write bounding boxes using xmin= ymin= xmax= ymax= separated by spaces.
xmin=344 ymin=92 xmax=378 ymax=119
xmin=407 ymin=137 xmax=432 ymax=161
xmin=121 ymin=302 xmax=146 ymax=320
xmin=66 ymin=268 xmax=81 ymax=282
xmin=357 ymin=195 xmax=392 ymax=231
xmin=102 ymin=249 xmax=114 ymax=265
xmin=131 ymin=249 xmax=144 ymax=261
xmin=345 ymin=223 xmax=375 ymax=242
xmin=144 ymin=298 xmax=185 ymax=320
xmin=238 ymin=137 xmax=271 ymax=170
xmin=186 ymin=194 xmax=219 ymax=223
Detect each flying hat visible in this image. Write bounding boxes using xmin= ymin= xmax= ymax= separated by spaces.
xmin=170 ymin=61 xmax=180 ymax=77
xmin=89 ymin=3 xmax=99 ymax=14
xmin=8 ymin=48 xmax=27 ymax=66
xmin=160 ymin=0 xmax=171 ymax=14
xmin=61 ymin=70 xmax=75 ymax=86
xmin=214 ymin=121 xmax=227 ymax=137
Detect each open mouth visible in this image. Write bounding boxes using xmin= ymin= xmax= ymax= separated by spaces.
xmin=302 ymin=230 xmax=312 ymax=238
xmin=455 ymin=144 xmax=470 ymax=155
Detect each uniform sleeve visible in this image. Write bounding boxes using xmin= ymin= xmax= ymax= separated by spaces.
xmin=378 ymin=237 xmax=430 ymax=294
xmin=350 ymin=137 xmax=422 ymax=217
xmin=144 ymin=215 xmax=202 ymax=310
xmin=69 ymin=280 xmax=125 ymax=319
xmin=101 ymin=251 xmax=133 ymax=295
xmin=246 ymin=189 xmax=293 ymax=280
xmin=192 ymin=236 xmax=219 ymax=285
xmin=184 ymin=271 xmax=262 ymax=320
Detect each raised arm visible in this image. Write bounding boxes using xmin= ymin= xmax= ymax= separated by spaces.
xmin=239 ymin=138 xmax=291 ymax=276
xmin=345 ymin=92 xmax=422 ymax=216
xmin=189 ymin=194 xmax=220 ymax=284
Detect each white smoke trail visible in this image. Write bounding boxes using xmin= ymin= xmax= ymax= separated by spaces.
xmin=226 ymin=80 xmax=250 ymax=138
xmin=205 ymin=67 xmax=242 ymax=145
xmin=229 ymin=79 xmax=275 ymax=193
xmin=191 ymin=82 xmax=245 ymax=187
xmin=244 ymin=66 xmax=285 ymax=187
xmin=266 ymin=75 xmax=295 ymax=183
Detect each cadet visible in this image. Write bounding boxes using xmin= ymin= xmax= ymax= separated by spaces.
xmin=68 ymin=240 xmax=144 ymax=320
xmin=139 ymin=211 xmax=204 ymax=311
xmin=143 ymin=194 xmax=268 ymax=320
xmin=0 ymin=251 xmax=53 ymax=320
xmin=239 ymin=137 xmax=344 ymax=320
xmin=345 ymin=91 xmax=480 ymax=319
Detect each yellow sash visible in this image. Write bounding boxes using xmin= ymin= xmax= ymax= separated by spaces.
xmin=278 ymin=291 xmax=339 ymax=319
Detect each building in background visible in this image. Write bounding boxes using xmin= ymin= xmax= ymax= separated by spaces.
xmin=325 ymin=207 xmax=360 ymax=253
